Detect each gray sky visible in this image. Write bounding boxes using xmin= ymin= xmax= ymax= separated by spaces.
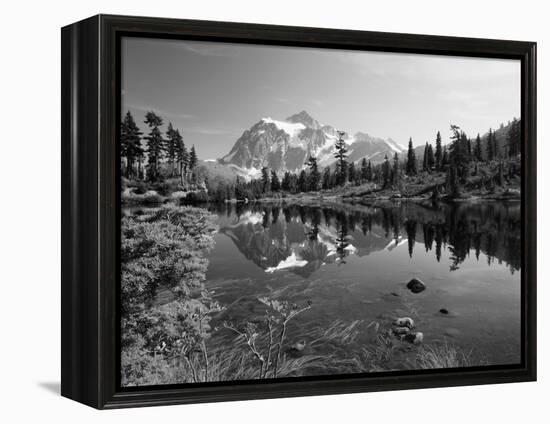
xmin=121 ymin=37 xmax=520 ymax=159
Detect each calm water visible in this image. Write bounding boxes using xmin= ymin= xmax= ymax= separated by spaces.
xmin=203 ymin=200 xmax=521 ymax=367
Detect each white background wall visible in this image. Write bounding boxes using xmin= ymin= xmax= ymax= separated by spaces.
xmin=0 ymin=0 xmax=546 ymax=422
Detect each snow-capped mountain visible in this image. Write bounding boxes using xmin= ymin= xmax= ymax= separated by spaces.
xmin=220 ymin=111 xmax=405 ymax=174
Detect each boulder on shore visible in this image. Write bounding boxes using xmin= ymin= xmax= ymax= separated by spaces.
xmin=407 ymin=278 xmax=426 ymax=293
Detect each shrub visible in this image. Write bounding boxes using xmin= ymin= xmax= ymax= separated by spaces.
xmin=183 ymin=191 xmax=210 ymax=204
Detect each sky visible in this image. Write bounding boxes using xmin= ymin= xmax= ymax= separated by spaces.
xmin=121 ymin=36 xmax=520 ymax=160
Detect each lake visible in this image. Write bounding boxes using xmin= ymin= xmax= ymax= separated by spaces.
xmin=201 ymin=200 xmax=521 ymax=370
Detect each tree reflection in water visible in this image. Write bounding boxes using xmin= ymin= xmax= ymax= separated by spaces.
xmin=210 ymin=200 xmax=521 ymax=275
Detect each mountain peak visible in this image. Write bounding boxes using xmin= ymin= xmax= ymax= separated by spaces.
xmin=285 ymin=110 xmax=320 ymax=129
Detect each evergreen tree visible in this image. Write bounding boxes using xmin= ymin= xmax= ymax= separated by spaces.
xmin=493 ymin=130 xmax=499 ymax=159
xmin=508 ymin=118 xmax=521 ymax=157
xmin=441 ymin=147 xmax=449 ymax=167
xmin=270 ymin=170 xmax=280 ymax=192
xmin=382 ymin=154 xmax=391 ymax=187
xmin=165 ymin=122 xmax=179 ymax=177
xmin=486 ymin=128 xmax=495 ymax=161
xmin=333 ymin=131 xmax=349 ymax=185
xmin=360 ymin=158 xmax=369 ymax=182
xmin=175 ymin=130 xmax=188 ymax=184
xmin=234 ymin=176 xmax=246 ymax=200
xmin=435 ymin=131 xmax=443 ymax=171
xmin=474 ymin=133 xmax=483 ymax=162
xmin=307 ymin=156 xmax=321 ymax=191
xmin=348 ymin=162 xmax=356 ymax=183
xmin=422 ymin=142 xmax=429 ymax=171
xmin=449 ymin=125 xmax=468 ymax=183
xmin=120 ymin=111 xmax=143 ymax=179
xmin=281 ymin=171 xmax=292 ymax=192
xmin=406 ymin=137 xmax=417 ymax=176
xmin=367 ymin=160 xmax=372 ymax=181
xmin=447 ymin=163 xmax=460 ymax=198
xmin=144 ymin=111 xmax=164 ymax=182
xmin=297 ymin=169 xmax=308 ymax=192
xmin=188 ymin=145 xmax=198 ymax=170
xmin=392 ymin=152 xmax=400 ymax=188
xmin=322 ymin=166 xmax=331 ymax=190
xmin=426 ymin=143 xmax=435 ymax=170
xmin=460 ymin=131 xmax=471 ymax=165
xmin=261 ymin=167 xmax=270 ymax=193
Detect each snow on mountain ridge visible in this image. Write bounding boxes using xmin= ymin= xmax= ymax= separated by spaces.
xmin=221 ymin=111 xmax=407 ymax=173
xmin=261 ymin=117 xmax=305 ymax=137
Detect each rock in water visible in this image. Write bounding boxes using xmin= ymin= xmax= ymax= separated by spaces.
xmin=403 ymin=332 xmax=424 ymax=344
xmin=407 ymin=278 xmax=426 ymax=293
xmin=394 ymin=317 xmax=415 ymax=329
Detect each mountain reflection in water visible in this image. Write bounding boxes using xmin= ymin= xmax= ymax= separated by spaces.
xmin=208 ymin=201 xmax=521 ymax=278
xmin=203 ymin=200 xmax=521 ymax=368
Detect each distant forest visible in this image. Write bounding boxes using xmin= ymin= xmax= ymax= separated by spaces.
xmin=121 ymin=110 xmax=521 ymax=203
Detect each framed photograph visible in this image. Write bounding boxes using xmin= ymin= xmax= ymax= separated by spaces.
xmin=61 ymin=14 xmax=536 ymax=409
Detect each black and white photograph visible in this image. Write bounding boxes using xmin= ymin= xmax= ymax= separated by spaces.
xmin=120 ymin=36 xmax=523 ymax=387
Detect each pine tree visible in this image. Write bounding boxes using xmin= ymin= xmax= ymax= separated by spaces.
xmin=188 ymin=145 xmax=198 ymax=170
xmin=282 ymin=171 xmax=292 ymax=191
xmin=449 ymin=125 xmax=468 ymax=183
xmin=360 ymin=158 xmax=369 ymax=182
xmin=297 ymin=169 xmax=308 ymax=192
xmin=261 ymin=167 xmax=270 ymax=193
xmin=382 ymin=154 xmax=391 ymax=187
xmin=493 ymin=130 xmax=499 ymax=159
xmin=442 ymin=147 xmax=449 ymax=167
xmin=487 ymin=128 xmax=495 ymax=162
xmin=460 ymin=131 xmax=471 ymax=165
xmin=144 ymin=111 xmax=164 ymax=182
xmin=406 ymin=137 xmax=417 ymax=176
xmin=367 ymin=161 xmax=372 ymax=181
xmin=426 ymin=143 xmax=435 ymax=170
xmin=307 ymin=156 xmax=321 ymax=191
xmin=348 ymin=162 xmax=356 ymax=183
xmin=165 ymin=122 xmax=179 ymax=177
xmin=322 ymin=167 xmax=331 ymax=190
xmin=334 ymin=131 xmax=349 ymax=185
xmin=270 ymin=170 xmax=280 ymax=192
xmin=474 ymin=133 xmax=483 ymax=162
xmin=392 ymin=152 xmax=400 ymax=188
xmin=508 ymin=118 xmax=520 ymax=157
xmin=120 ymin=111 xmax=143 ymax=179
xmin=175 ymin=130 xmax=188 ymax=184
xmin=422 ymin=142 xmax=429 ymax=171
xmin=435 ymin=131 xmax=443 ymax=171
xmin=234 ymin=176 xmax=246 ymax=200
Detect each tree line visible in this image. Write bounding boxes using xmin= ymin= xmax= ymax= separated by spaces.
xmin=233 ymin=118 xmax=521 ymax=201
xmin=120 ymin=110 xmax=198 ymax=183
xmin=122 ymin=110 xmax=521 ymax=202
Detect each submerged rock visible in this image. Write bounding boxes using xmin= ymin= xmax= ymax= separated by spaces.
xmin=444 ymin=328 xmax=461 ymax=338
xmin=407 ymin=278 xmax=426 ymax=293
xmin=394 ymin=317 xmax=415 ymax=329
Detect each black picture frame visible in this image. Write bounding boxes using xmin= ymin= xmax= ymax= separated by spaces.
xmin=61 ymin=14 xmax=537 ymax=409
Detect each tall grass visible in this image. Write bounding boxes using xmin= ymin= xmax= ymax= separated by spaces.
xmin=415 ymin=340 xmax=479 ymax=369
